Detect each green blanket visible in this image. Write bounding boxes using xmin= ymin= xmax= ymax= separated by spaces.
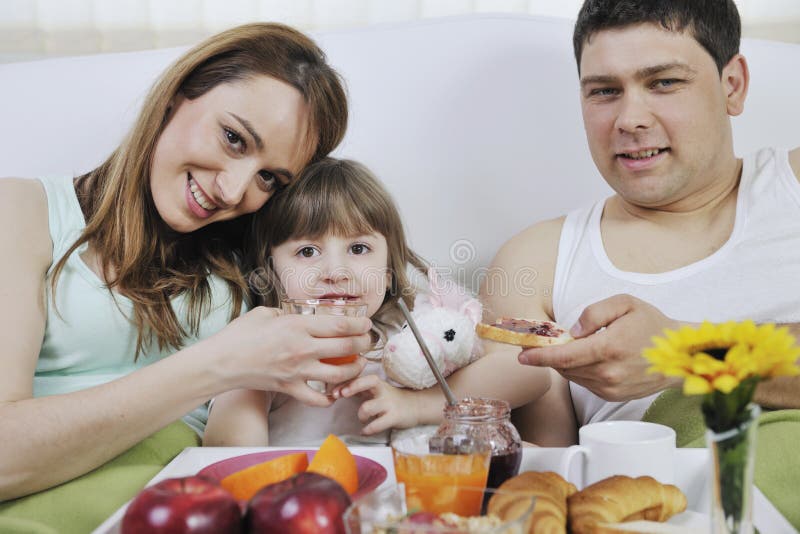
xmin=0 ymin=421 xmax=199 ymax=534
xmin=643 ymin=388 xmax=800 ymax=529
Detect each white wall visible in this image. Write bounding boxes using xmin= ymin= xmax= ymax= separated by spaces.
xmin=0 ymin=0 xmax=798 ymax=63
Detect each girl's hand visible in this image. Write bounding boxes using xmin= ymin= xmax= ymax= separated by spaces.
xmin=337 ymin=374 xmax=421 ymax=435
xmin=204 ymin=306 xmax=371 ymax=406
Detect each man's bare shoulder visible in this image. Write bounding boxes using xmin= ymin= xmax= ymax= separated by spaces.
xmin=482 ymin=217 xmax=566 ymax=320
xmin=491 ymin=216 xmax=566 ymax=269
xmin=789 ymin=147 xmax=800 ymax=183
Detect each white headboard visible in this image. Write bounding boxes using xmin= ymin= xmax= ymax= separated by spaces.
xmin=1 ymin=15 xmax=798 ymax=290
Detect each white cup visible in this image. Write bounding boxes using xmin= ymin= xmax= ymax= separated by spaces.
xmin=559 ymin=421 xmax=676 ymax=488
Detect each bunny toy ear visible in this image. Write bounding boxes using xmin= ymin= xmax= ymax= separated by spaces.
xmin=460 ymin=298 xmax=482 ymax=326
xmin=424 ymin=267 xmax=444 ymax=308
xmin=427 ymin=266 xmax=481 ymax=318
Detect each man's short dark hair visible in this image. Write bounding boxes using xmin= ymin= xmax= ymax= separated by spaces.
xmin=573 ymin=0 xmax=741 ymax=75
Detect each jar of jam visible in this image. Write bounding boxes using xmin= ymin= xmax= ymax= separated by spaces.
xmin=429 ymin=397 xmax=522 ymax=489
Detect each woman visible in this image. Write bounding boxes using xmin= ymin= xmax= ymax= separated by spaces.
xmin=0 ymin=23 xmax=369 ymax=501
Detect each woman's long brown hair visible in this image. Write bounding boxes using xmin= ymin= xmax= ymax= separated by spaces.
xmin=51 ymin=23 xmax=348 ymax=358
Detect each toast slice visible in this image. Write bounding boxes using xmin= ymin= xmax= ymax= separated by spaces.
xmin=476 ymin=318 xmax=572 ymax=348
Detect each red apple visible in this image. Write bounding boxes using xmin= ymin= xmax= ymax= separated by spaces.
xmin=245 ymin=472 xmax=352 ymax=534
xmin=121 ymin=475 xmax=241 ymax=534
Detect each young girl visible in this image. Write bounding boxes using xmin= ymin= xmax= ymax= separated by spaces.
xmin=204 ymin=158 xmax=427 ymax=446
xmin=203 ymin=158 xmax=553 ymax=446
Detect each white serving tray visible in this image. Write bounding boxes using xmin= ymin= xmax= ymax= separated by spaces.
xmin=93 ymin=446 xmax=796 ymax=534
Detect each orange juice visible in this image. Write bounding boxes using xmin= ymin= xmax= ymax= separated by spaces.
xmin=320 ymin=354 xmax=358 ymax=365
xmin=281 ymin=298 xmax=367 ymax=365
xmin=392 ymin=449 xmax=490 ymax=516
xmin=281 ymin=299 xmax=366 ymax=368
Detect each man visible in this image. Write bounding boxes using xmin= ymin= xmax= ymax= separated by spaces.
xmin=479 ymin=0 xmax=800 ymax=444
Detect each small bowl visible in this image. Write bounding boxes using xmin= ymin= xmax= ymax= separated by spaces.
xmin=343 ymin=484 xmax=536 ymax=534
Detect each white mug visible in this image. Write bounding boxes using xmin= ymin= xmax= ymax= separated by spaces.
xmin=559 ymin=421 xmax=676 ymax=488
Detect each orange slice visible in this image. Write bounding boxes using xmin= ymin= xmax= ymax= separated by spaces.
xmin=220 ymin=452 xmax=309 ymax=501
xmin=306 ymin=434 xmax=359 ymax=495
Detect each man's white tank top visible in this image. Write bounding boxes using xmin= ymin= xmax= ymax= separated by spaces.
xmin=552 ymin=147 xmax=800 ymax=425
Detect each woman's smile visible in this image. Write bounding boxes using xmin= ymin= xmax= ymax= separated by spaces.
xmin=185 ymin=173 xmax=219 ymax=218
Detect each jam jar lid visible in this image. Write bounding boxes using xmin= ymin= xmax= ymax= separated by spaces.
xmin=443 ymin=397 xmax=511 ymax=423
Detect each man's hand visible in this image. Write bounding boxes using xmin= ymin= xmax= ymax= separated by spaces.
xmin=518 ymin=294 xmax=682 ymax=401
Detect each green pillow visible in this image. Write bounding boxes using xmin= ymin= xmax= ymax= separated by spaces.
xmin=0 ymin=421 xmax=199 ymax=534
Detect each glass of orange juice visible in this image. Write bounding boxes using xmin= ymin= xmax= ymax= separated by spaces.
xmin=281 ymin=299 xmax=368 ymax=394
xmin=391 ymin=432 xmax=491 ymax=517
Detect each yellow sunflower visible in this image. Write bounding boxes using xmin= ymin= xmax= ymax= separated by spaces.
xmin=643 ymin=320 xmax=800 ymax=396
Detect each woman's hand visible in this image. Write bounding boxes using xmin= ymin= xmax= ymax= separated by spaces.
xmin=203 ymin=306 xmax=372 ymax=406
xmin=335 ymin=374 xmax=422 ymax=435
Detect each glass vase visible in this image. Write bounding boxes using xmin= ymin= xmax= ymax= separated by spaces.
xmin=706 ymin=403 xmax=760 ymax=534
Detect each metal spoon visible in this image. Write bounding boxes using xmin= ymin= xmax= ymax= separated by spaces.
xmin=397 ymin=299 xmax=458 ymax=406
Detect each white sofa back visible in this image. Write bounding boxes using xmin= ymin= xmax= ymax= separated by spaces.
xmin=1 ymin=15 xmax=799 ymax=290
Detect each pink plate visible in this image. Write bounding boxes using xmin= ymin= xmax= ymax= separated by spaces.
xmin=197 ymin=450 xmax=387 ymax=500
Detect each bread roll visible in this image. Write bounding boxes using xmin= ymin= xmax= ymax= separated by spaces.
xmin=487 ymin=471 xmax=577 ymax=534
xmin=567 ymin=475 xmax=687 ymax=534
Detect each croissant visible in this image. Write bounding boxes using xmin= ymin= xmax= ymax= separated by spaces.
xmin=567 ymin=475 xmax=687 ymax=534
xmin=487 ymin=471 xmax=578 ymax=534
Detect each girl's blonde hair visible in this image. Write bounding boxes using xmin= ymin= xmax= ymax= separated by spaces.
xmin=249 ymin=158 xmax=427 ymax=337
xmin=51 ymin=23 xmax=348 ymax=357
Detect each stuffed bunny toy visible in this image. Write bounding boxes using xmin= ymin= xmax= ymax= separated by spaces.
xmin=382 ymin=269 xmax=483 ymax=389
